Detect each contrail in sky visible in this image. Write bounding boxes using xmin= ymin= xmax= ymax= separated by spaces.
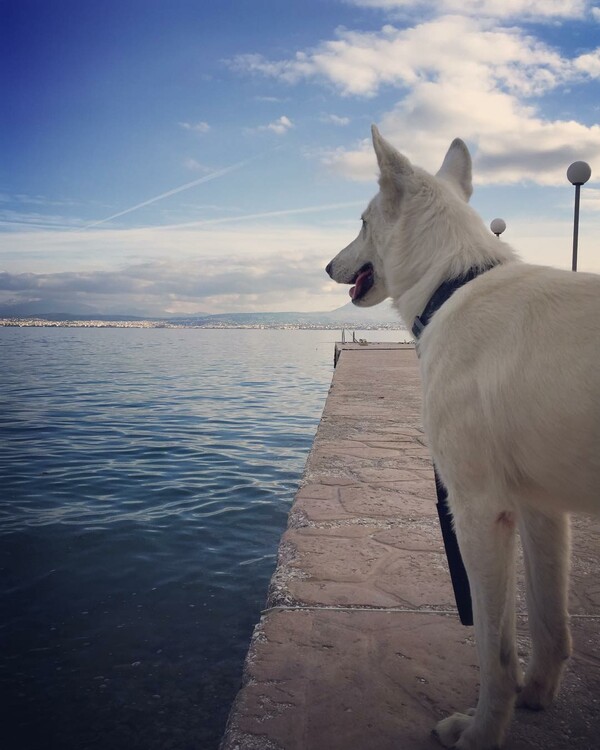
xmin=154 ymin=201 xmax=366 ymax=230
xmin=80 ymin=157 xmax=253 ymax=231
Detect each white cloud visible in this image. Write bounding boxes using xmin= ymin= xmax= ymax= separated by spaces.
xmin=345 ymin=0 xmax=587 ymax=19
xmin=257 ymin=115 xmax=294 ymax=134
xmin=388 ymin=78 xmax=600 ymax=183
xmin=179 ymin=120 xmax=211 ymax=133
xmin=183 ymin=158 xmax=213 ymax=172
xmin=0 ymin=208 xmax=87 ymax=230
xmin=0 ymin=218 xmax=353 ymax=273
xmin=2 ymin=206 xmax=598 ymax=315
xmin=574 ymin=47 xmax=600 ymax=76
xmin=254 ymin=95 xmax=287 ymax=102
xmin=322 ymin=114 xmax=351 ymax=126
xmin=582 ymin=187 xmax=600 ymax=212
xmin=592 ymin=6 xmax=600 ymax=20
xmin=233 ymin=17 xmax=600 ymax=185
xmin=234 ymin=19 xmax=586 ymax=98
xmin=504 ymin=214 xmax=600 ymax=272
xmin=328 ymin=82 xmax=600 ymax=186
xmin=0 ymin=221 xmax=356 ymax=313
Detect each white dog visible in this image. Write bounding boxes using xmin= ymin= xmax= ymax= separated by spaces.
xmin=326 ymin=126 xmax=600 ymax=749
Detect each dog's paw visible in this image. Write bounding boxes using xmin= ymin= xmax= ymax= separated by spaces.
xmin=432 ymin=713 xmax=473 ymax=748
xmin=516 ymin=677 xmax=557 ymax=711
xmin=432 ymin=712 xmax=502 ymax=750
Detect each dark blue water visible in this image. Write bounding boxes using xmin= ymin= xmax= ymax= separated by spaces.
xmin=0 ymin=327 xmax=344 ymax=750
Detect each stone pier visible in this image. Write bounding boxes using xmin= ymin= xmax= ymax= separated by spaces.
xmin=221 ymin=344 xmax=599 ymax=750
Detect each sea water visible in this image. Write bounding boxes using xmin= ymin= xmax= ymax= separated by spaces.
xmin=0 ymin=326 xmax=406 ymax=750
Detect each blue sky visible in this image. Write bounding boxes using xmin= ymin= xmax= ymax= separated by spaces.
xmin=2 ymin=0 xmax=599 ymax=316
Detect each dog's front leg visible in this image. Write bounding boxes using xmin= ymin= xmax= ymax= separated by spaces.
xmin=434 ymin=498 xmax=520 ymax=750
xmin=517 ymin=507 xmax=571 ymax=710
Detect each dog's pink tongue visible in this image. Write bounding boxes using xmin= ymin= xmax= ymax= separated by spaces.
xmin=350 ymin=268 xmax=370 ymax=299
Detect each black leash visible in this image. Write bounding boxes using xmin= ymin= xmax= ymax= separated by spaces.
xmin=412 ymin=264 xmax=498 ymax=626
xmin=434 ymin=469 xmax=473 ymax=626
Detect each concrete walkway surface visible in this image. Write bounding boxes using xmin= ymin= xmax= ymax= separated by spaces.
xmin=220 ymin=344 xmax=599 ymax=750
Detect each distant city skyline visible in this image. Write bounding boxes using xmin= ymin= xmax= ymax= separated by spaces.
xmin=2 ymin=0 xmax=599 ymax=317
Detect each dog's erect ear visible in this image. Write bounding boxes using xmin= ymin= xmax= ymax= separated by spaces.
xmin=371 ymin=125 xmax=413 ymax=190
xmin=436 ymin=138 xmax=473 ymax=201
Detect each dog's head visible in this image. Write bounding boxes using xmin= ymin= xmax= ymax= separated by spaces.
xmin=325 ymin=126 xmax=473 ymax=306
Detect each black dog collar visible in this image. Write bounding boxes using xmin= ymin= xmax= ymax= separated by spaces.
xmin=412 ymin=265 xmax=498 ymax=340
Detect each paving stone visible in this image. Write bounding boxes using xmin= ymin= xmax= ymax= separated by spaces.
xmin=221 ymin=610 xmax=599 ymax=750
xmin=291 ymin=483 xmax=438 ymax=525
xmin=269 ymin=523 xmax=454 ymax=610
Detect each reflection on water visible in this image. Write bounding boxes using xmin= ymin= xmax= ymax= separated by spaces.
xmin=0 ymin=326 xmax=407 ymax=750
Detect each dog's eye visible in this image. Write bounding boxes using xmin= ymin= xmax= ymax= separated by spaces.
xmin=361 ymin=218 xmax=367 ymax=232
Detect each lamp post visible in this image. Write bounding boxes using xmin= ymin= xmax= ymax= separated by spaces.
xmin=490 ymin=218 xmax=506 ymax=237
xmin=567 ymin=161 xmax=592 ymax=271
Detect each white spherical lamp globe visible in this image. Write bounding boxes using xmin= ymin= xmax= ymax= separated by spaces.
xmin=567 ymin=161 xmax=592 ymax=186
xmin=490 ymin=218 xmax=506 ymax=236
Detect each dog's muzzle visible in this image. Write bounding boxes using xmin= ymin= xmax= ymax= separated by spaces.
xmin=325 ymin=260 xmax=375 ymax=301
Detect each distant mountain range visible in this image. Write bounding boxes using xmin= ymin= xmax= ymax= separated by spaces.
xmin=0 ymin=301 xmax=407 ymax=329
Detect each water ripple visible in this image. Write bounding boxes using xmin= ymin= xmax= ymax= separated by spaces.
xmin=1 ymin=327 xmax=345 ymax=750
xmin=1 ymin=328 xmax=407 ymax=749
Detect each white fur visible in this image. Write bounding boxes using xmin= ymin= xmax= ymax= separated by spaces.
xmin=326 ymin=126 xmax=600 ymax=749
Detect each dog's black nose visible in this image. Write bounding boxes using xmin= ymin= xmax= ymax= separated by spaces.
xmin=325 ymin=261 xmax=333 ymax=277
